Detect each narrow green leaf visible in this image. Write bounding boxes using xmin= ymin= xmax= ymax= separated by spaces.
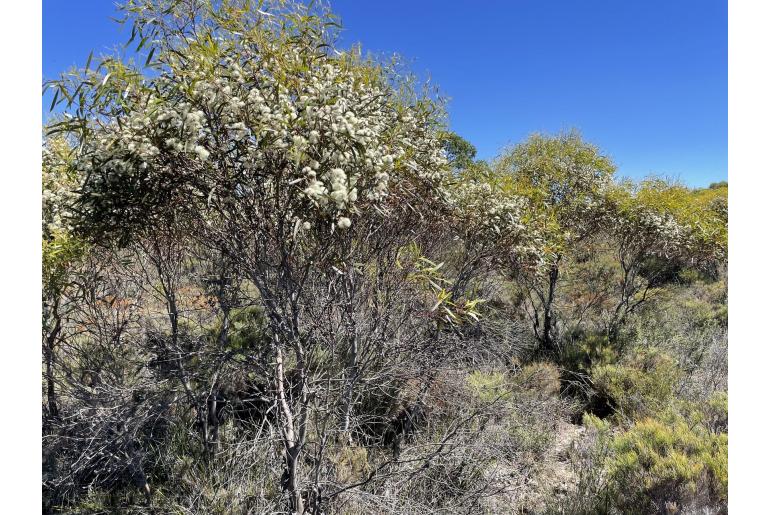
xmin=127 ymin=25 xmax=137 ymax=46
xmin=71 ymin=83 xmax=84 ymax=106
xmin=85 ymin=50 xmax=93 ymax=71
xmin=61 ymin=87 xmax=73 ymax=106
xmin=144 ymin=47 xmax=156 ymax=67
xmin=49 ymin=89 xmax=59 ymax=112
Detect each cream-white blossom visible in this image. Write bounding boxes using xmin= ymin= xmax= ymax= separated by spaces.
xmin=73 ymin=31 xmax=450 ymax=235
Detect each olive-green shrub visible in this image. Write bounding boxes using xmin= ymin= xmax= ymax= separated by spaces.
xmin=608 ymin=413 xmax=727 ymax=513
xmin=592 ymin=348 xmax=680 ymax=421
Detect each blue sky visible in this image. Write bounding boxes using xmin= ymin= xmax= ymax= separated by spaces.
xmin=43 ymin=1 xmax=727 ymax=187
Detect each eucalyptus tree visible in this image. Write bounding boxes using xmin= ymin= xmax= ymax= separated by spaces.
xmin=440 ymin=130 xmax=478 ymax=171
xmin=604 ymin=179 xmax=727 ymax=342
xmin=494 ymin=131 xmax=616 ymax=352
xmin=46 ymin=1 xmax=473 ymax=511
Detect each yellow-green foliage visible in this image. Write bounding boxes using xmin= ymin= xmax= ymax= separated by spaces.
xmin=609 ymin=178 xmax=727 ymax=263
xmin=582 ymin=412 xmax=612 ymax=434
xmin=703 ymin=391 xmax=728 ymax=433
xmin=707 ymin=392 xmax=728 ymax=422
xmin=608 ymin=414 xmax=727 ymax=510
xmin=466 ymin=370 xmax=509 ymax=403
xmin=499 ymin=131 xmax=616 ymax=209
xmin=680 ymin=296 xmax=728 ymax=329
xmin=592 ymin=348 xmax=680 ymax=420
xmin=655 ymin=275 xmax=728 ymax=330
xmin=562 ymin=332 xmax=618 ymax=373
xmin=42 ymin=135 xmax=87 ymax=296
xmin=42 ymin=232 xmax=86 ymax=295
xmin=493 ymin=131 xmax=617 ymax=259
xmin=513 ymin=361 xmax=561 ymax=398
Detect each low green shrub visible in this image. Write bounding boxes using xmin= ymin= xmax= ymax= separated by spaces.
xmin=332 ymin=445 xmax=371 ymax=484
xmin=466 ymin=368 xmax=566 ymax=462
xmin=550 ymin=410 xmax=727 ymax=515
xmin=560 ymin=331 xmax=618 ymax=374
xmin=705 ymin=391 xmax=728 ymax=433
xmin=680 ymin=297 xmax=727 ymax=329
xmin=217 ymin=305 xmax=268 ymax=351
xmin=513 ymin=361 xmax=562 ymax=397
xmin=466 ymin=370 xmax=509 ymax=404
xmin=592 ymin=348 xmax=680 ymax=421
xmin=507 ymin=407 xmax=557 ymax=459
xmin=608 ymin=413 xmax=727 ymax=513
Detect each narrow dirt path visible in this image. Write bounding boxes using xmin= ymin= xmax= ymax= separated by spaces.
xmin=520 ymin=421 xmax=585 ymax=513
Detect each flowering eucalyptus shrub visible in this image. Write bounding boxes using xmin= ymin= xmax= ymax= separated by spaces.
xmin=609 ymin=179 xmax=726 ymax=265
xmin=603 ymin=179 xmax=727 ymax=340
xmin=492 ymin=132 xmax=617 ymax=352
xmin=44 ymin=2 xmax=485 ymax=512
xmin=57 ymin=2 xmax=449 ymax=243
xmin=446 ymin=179 xmax=533 ymax=258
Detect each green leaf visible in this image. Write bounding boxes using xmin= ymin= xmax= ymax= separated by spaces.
xmin=85 ymin=50 xmax=93 ymax=71
xmin=136 ymin=35 xmax=149 ymax=52
xmin=61 ymin=87 xmax=73 ymax=106
xmin=49 ymin=89 xmax=59 ymax=112
xmin=144 ymin=47 xmax=156 ymax=68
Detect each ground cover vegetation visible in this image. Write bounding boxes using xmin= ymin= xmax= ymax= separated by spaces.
xmin=42 ymin=2 xmax=727 ymax=513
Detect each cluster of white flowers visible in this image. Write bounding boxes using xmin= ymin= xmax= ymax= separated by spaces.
xmin=75 ymin=40 xmax=449 ymax=234
xmin=42 ymin=140 xmax=79 ymax=236
xmin=445 ymin=180 xmax=539 ymax=259
xmin=614 ymin=203 xmax=691 ymax=258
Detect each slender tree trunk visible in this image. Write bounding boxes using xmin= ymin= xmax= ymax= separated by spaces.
xmin=45 ymin=304 xmax=62 ymax=419
xmin=341 ymin=267 xmax=359 ymax=444
xmin=167 ymin=292 xmax=179 ymax=347
xmin=161 ymin=277 xmax=209 ymax=460
xmin=275 ymin=343 xmax=305 ymax=513
xmin=287 ymin=445 xmax=303 ymax=513
xmin=542 ymin=260 xmax=560 ymax=352
xmin=207 ymin=270 xmax=231 ymax=454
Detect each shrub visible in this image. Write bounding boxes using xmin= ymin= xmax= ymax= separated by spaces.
xmin=704 ymin=392 xmax=728 ymax=434
xmin=466 ymin=370 xmax=509 ymax=404
xmin=677 ymin=267 xmax=702 ymax=285
xmin=544 ymin=414 xmax=614 ymax=515
xmin=560 ymin=331 xmax=618 ymax=374
xmin=513 ymin=361 xmax=562 ymax=398
xmin=608 ymin=414 xmax=727 ymax=513
xmin=551 ymin=411 xmax=727 ymax=515
xmin=674 ymin=392 xmax=728 ymax=438
xmin=680 ymin=297 xmax=727 ymax=330
xmin=507 ymin=404 xmax=558 ymax=459
xmin=466 ymin=368 xmax=568 ymax=462
xmin=592 ymin=348 xmax=680 ymax=421
xmin=332 ymin=446 xmax=371 ymax=484
xmin=220 ymin=305 xmax=268 ymax=351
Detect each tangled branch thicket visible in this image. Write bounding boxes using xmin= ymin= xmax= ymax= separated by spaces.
xmin=42 ymin=1 xmax=727 ymax=513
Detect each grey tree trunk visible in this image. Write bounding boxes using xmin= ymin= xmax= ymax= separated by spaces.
xmin=45 ymin=304 xmax=62 ymax=419
xmin=541 ymin=260 xmax=560 ymax=353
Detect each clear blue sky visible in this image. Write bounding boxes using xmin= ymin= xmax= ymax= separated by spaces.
xmin=43 ymin=1 xmax=727 ymax=187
